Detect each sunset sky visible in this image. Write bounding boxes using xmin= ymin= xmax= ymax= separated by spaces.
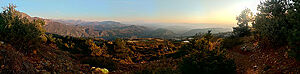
xmin=0 ymin=0 xmax=261 ymax=26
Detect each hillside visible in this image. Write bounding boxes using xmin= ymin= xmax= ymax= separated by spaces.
xmin=43 ymin=20 xmax=91 ymax=37
xmin=0 ymin=42 xmax=91 ymax=73
xmin=99 ymin=25 xmax=153 ymax=40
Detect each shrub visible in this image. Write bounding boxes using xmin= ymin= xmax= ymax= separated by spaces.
xmin=179 ymin=51 xmax=236 ymax=74
xmin=179 ymin=32 xmax=236 ymax=74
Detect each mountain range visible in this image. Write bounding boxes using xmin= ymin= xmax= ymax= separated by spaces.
xmin=43 ymin=19 xmax=232 ymax=40
xmin=43 ymin=19 xmax=174 ymax=40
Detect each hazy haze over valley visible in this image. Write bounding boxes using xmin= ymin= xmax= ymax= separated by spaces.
xmin=52 ymin=19 xmax=233 ymax=34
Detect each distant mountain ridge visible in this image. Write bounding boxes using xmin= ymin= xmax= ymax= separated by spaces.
xmin=43 ymin=19 xmax=233 ymax=40
xmin=182 ymin=28 xmax=232 ymax=36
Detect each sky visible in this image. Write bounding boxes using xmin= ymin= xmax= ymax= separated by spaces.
xmin=0 ymin=0 xmax=261 ymax=26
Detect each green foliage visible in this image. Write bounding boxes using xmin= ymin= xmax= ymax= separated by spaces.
xmin=233 ymin=8 xmax=253 ymax=37
xmin=254 ymin=0 xmax=295 ymax=46
xmin=253 ymin=0 xmax=299 ymax=59
xmin=253 ymin=0 xmax=300 ymax=59
xmin=0 ymin=4 xmax=45 ymax=50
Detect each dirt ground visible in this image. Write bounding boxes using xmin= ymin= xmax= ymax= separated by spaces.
xmin=227 ymin=46 xmax=299 ymax=74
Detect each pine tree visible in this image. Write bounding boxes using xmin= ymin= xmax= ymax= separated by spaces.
xmin=253 ymin=0 xmax=299 ymax=59
xmin=0 ymin=4 xmax=45 ymax=50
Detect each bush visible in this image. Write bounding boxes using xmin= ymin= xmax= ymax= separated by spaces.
xmin=179 ymin=51 xmax=236 ymax=74
xmin=51 ymin=35 xmax=92 ymax=55
xmin=179 ymin=32 xmax=236 ymax=74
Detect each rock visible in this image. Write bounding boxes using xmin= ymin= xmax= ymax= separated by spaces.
xmin=1 ymin=65 xmax=4 ymax=69
xmin=253 ymin=65 xmax=258 ymax=71
xmin=0 ymin=41 xmax=4 ymax=45
xmin=100 ymin=68 xmax=109 ymax=74
xmin=91 ymin=67 xmax=109 ymax=74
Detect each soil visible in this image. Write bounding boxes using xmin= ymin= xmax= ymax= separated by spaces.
xmin=227 ymin=45 xmax=299 ymax=74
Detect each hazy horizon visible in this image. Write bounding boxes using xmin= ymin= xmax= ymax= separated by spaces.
xmin=1 ymin=0 xmax=261 ymax=27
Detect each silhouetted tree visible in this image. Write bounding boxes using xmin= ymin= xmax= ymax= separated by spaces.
xmin=233 ymin=8 xmax=253 ymax=37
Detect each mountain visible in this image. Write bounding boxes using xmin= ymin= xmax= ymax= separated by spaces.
xmin=43 ymin=20 xmax=92 ymax=37
xmin=182 ymin=28 xmax=232 ymax=36
xmin=16 ymin=13 xmax=93 ymax=37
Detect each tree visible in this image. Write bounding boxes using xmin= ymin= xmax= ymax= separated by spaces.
xmin=233 ymin=8 xmax=254 ymax=37
xmin=0 ymin=4 xmax=45 ymax=50
xmin=253 ymin=0 xmax=298 ymax=46
xmin=253 ymin=0 xmax=299 ymax=59
xmin=288 ymin=0 xmax=300 ymax=60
